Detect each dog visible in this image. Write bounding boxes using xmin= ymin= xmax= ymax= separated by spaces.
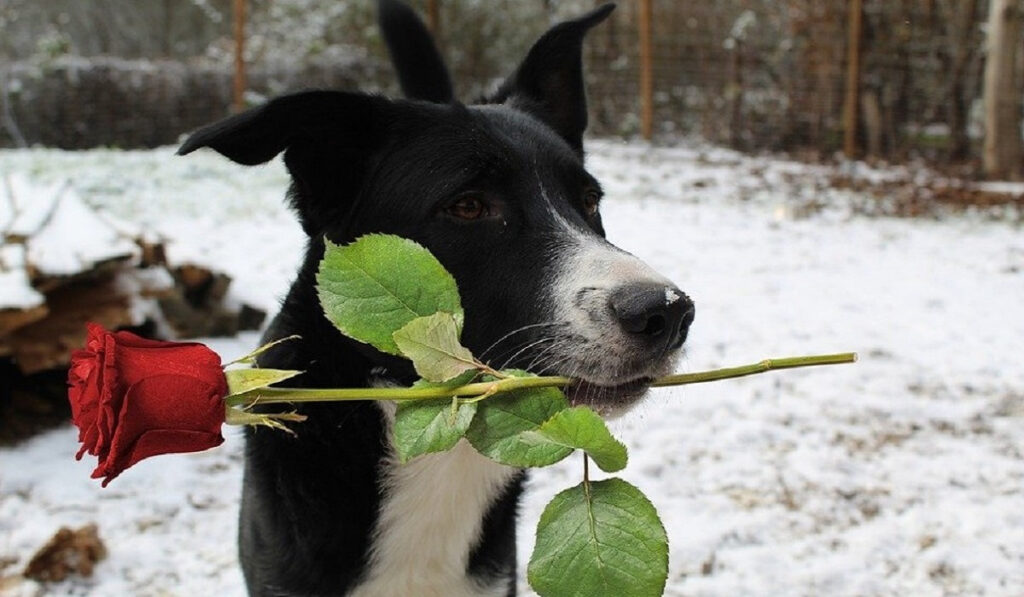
xmin=178 ymin=3 xmax=694 ymax=595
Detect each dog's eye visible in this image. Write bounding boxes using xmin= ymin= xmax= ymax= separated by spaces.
xmin=583 ymin=189 xmax=601 ymax=217
xmin=445 ymin=196 xmax=489 ymax=220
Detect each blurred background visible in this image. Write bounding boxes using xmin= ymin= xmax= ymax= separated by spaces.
xmin=1 ymin=0 xmax=1022 ymax=177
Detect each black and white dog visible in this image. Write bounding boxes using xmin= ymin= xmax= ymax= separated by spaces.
xmin=179 ymin=3 xmax=694 ymax=595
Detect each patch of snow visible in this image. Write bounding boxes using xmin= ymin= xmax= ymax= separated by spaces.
xmin=0 ymin=244 xmax=44 ymax=310
xmin=2 ymin=175 xmax=67 ymax=236
xmin=975 ymin=180 xmax=1024 ymax=196
xmin=22 ymin=187 xmax=140 ymax=278
xmin=111 ymin=267 xmax=174 ymax=328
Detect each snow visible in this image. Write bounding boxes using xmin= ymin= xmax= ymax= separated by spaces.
xmin=2 ymin=174 xmax=140 ymax=279
xmin=2 ymin=176 xmax=68 ymax=237
xmin=0 ymin=245 xmax=44 ymax=310
xmin=976 ymin=180 xmax=1024 ymax=196
xmin=25 ymin=188 xmax=140 ymax=278
xmin=1 ymin=140 xmax=1022 ymax=596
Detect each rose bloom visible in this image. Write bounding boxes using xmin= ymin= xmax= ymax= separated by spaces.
xmin=68 ymin=323 xmax=228 ymax=486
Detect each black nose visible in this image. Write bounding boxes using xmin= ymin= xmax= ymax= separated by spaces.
xmin=609 ymin=283 xmax=695 ymax=350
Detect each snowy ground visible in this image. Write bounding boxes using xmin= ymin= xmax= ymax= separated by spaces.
xmin=1 ymin=140 xmax=1022 ymax=596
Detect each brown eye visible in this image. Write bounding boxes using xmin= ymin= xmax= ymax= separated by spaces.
xmin=446 ymin=196 xmax=487 ymax=220
xmin=583 ymin=189 xmax=601 ymax=216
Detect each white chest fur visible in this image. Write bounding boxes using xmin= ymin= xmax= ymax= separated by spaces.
xmin=348 ymin=402 xmax=518 ymax=597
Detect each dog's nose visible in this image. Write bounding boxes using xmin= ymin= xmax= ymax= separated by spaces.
xmin=609 ymin=283 xmax=695 ymax=350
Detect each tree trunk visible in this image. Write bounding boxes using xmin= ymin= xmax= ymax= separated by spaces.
xmin=943 ymin=0 xmax=981 ymax=161
xmin=233 ymin=0 xmax=247 ymax=114
xmin=427 ymin=0 xmax=441 ymax=37
xmin=638 ymin=0 xmax=653 ymax=140
xmin=983 ymin=0 xmax=1023 ymax=179
xmin=843 ymin=0 xmax=864 ymax=159
xmin=861 ymin=90 xmax=883 ymax=157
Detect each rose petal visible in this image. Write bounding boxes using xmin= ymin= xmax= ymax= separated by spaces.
xmin=94 ymin=429 xmax=224 ymax=487
xmin=84 ymin=322 xmax=106 ymax=352
xmin=112 ymin=330 xmax=225 ymax=387
xmin=93 ymin=332 xmax=123 ymax=459
xmin=99 ymin=374 xmax=226 ymax=482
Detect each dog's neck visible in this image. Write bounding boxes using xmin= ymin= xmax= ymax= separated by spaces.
xmin=349 ymin=398 xmax=520 ymax=597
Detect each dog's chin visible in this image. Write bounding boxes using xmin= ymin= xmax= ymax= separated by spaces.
xmin=564 ymin=377 xmax=653 ymax=419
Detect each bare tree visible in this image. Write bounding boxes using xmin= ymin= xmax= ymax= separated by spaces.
xmin=982 ymin=0 xmax=1023 ymax=179
xmin=937 ymin=0 xmax=982 ymax=161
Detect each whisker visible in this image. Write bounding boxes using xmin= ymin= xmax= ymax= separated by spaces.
xmin=522 ymin=342 xmax=565 ymax=374
xmin=496 ymin=336 xmax=558 ymax=371
xmin=525 ymin=345 xmax=574 ymax=378
xmin=486 ymin=335 xmax=553 ymax=369
xmin=478 ymin=322 xmax=564 ymax=361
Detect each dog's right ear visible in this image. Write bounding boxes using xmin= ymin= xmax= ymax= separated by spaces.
xmin=178 ymin=91 xmax=396 ymax=234
xmin=377 ymin=0 xmax=454 ymax=103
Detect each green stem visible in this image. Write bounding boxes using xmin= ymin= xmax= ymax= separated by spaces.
xmin=224 ymin=373 xmax=573 ymax=406
xmin=650 ymin=352 xmax=858 ymax=386
xmin=226 ymin=352 xmax=856 ymax=407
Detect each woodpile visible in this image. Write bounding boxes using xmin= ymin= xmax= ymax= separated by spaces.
xmin=1 ymin=175 xmax=265 ymax=444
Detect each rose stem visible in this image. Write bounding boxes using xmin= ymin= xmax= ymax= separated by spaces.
xmin=225 ymin=352 xmax=857 ymax=407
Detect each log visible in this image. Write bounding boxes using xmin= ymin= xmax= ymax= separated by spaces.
xmin=4 ymin=275 xmax=136 ymax=374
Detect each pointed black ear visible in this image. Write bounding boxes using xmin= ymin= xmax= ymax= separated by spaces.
xmin=490 ymin=3 xmax=614 ymax=154
xmin=378 ymin=0 xmax=454 ymax=103
xmin=178 ymin=91 xmax=384 ymax=164
xmin=178 ymin=91 xmax=395 ymax=235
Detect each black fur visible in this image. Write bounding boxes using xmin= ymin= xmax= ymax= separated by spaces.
xmin=377 ymin=0 xmax=454 ymax=103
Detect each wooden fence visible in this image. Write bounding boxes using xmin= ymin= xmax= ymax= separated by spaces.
xmin=3 ymin=0 xmax=1020 ymax=175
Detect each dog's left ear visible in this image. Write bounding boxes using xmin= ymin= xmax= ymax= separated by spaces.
xmin=177 ymin=91 xmax=401 ymax=235
xmin=490 ymin=3 xmax=614 ymax=155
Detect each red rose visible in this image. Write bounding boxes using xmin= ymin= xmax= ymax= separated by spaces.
xmin=68 ymin=323 xmax=228 ymax=486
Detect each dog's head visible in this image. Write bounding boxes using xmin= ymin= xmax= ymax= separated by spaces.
xmin=179 ymin=4 xmax=693 ymax=414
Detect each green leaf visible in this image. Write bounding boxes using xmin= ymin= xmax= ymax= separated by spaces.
xmin=393 ymin=313 xmax=479 ymax=382
xmin=393 ymin=398 xmax=478 ymax=463
xmin=465 ymin=372 xmax=573 ymax=468
xmin=528 ymin=478 xmax=668 ymax=597
xmin=522 ymin=407 xmax=628 ymax=473
xmin=224 ymin=368 xmax=301 ymax=397
xmin=392 ymin=371 xmax=481 ymax=462
xmin=316 ymin=235 xmax=463 ymax=355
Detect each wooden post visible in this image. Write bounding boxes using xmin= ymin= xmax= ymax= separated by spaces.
xmin=983 ymin=0 xmax=1023 ymax=179
xmin=232 ymin=0 xmax=248 ymax=113
xmin=842 ymin=0 xmax=863 ymax=159
xmin=426 ymin=0 xmax=441 ymax=36
xmin=638 ymin=0 xmax=654 ymax=140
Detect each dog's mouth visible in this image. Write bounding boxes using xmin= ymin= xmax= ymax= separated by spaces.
xmin=564 ymin=376 xmax=653 ymax=416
